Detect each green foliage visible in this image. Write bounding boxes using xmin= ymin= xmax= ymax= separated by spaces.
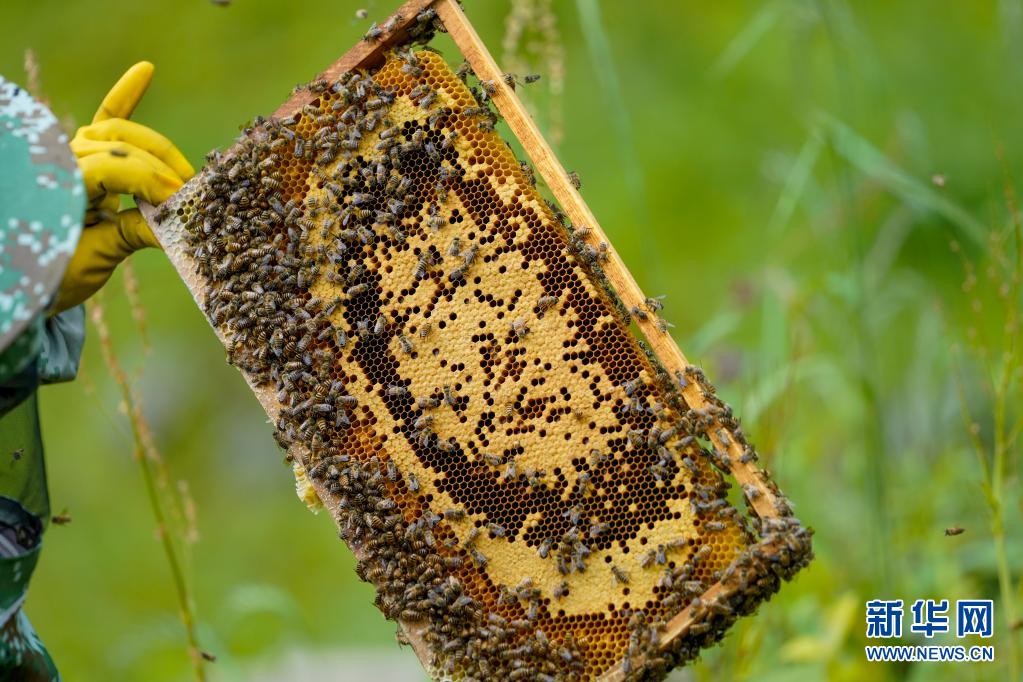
xmin=1 ymin=1 xmax=1019 ymax=680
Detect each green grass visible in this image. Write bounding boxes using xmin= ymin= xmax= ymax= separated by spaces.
xmin=1 ymin=1 xmax=1019 ymax=680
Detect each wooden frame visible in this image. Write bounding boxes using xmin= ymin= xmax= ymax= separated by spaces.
xmin=141 ymin=1 xmax=808 ymax=678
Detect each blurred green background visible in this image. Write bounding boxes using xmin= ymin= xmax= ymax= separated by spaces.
xmin=2 ymin=1 xmax=1021 ymax=680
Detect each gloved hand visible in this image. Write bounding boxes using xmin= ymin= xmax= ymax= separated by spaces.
xmin=55 ymin=62 xmax=194 ymax=313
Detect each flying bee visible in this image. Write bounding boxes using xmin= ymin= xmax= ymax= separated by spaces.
xmin=51 ymin=510 xmax=72 ymax=525
xmin=945 ymin=527 xmax=965 ymax=536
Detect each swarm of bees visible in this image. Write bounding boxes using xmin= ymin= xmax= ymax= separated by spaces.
xmin=157 ymin=9 xmax=811 ymax=680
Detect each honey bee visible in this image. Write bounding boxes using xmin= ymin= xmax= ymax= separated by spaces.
xmin=397 ymin=333 xmax=414 ymax=355
xmin=51 ymin=510 xmax=72 ymax=525
xmin=419 ymin=91 xmax=437 ymax=108
xmin=386 ymin=384 xmax=409 ymax=397
xmin=944 ymin=527 xmax=965 ymax=536
xmin=364 ymin=22 xmax=382 ymax=40
xmin=537 ymin=295 xmax=559 ymax=314
xmin=417 ymin=395 xmax=441 ymax=409
xmin=455 ymin=61 xmax=473 ymax=81
xmin=442 ymin=385 xmax=457 ymax=407
xmin=693 ymin=544 xmax=713 ymax=564
xmin=469 ymin=547 xmax=488 ymax=567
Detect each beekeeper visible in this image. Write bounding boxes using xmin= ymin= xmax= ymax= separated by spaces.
xmin=0 ymin=62 xmax=191 ymax=680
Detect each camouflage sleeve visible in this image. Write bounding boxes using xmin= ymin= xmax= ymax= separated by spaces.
xmin=36 ymin=305 xmax=85 ymax=385
xmin=0 ymin=304 xmax=84 ymax=417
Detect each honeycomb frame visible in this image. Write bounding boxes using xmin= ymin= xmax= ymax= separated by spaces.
xmin=141 ymin=1 xmax=812 ymax=679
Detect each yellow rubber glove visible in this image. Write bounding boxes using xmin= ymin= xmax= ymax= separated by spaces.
xmin=55 ymin=62 xmax=194 ymax=313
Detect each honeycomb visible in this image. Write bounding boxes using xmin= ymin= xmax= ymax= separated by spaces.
xmin=152 ymin=28 xmax=811 ymax=681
